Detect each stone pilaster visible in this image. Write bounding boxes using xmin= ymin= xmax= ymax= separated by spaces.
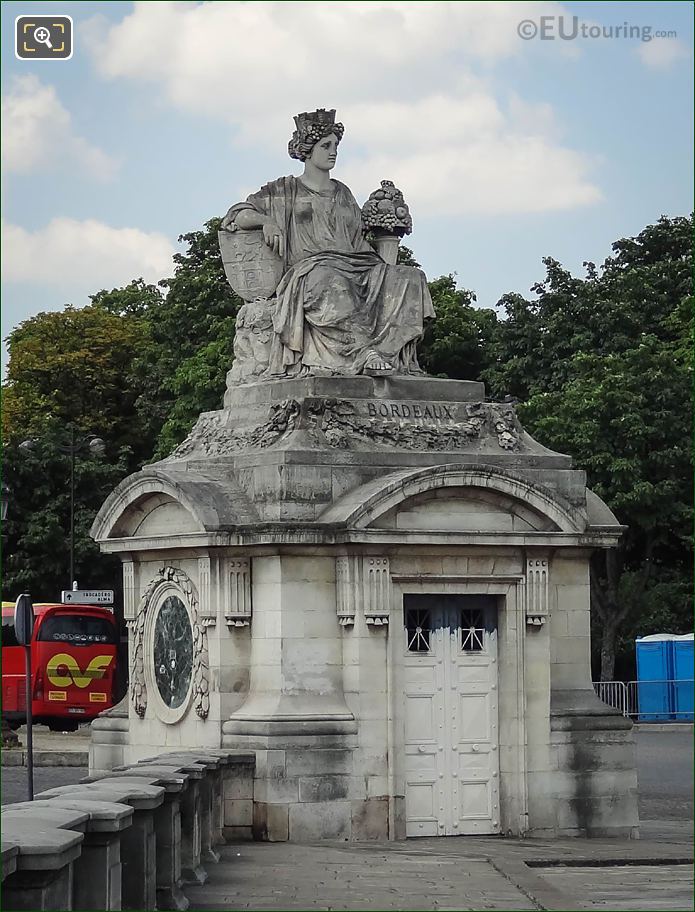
xmin=225 ymin=558 xmax=252 ymax=627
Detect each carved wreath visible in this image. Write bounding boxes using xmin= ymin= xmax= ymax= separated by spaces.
xmin=129 ymin=566 xmax=211 ymax=720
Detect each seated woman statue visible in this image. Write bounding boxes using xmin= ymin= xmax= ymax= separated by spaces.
xmin=221 ymin=108 xmax=434 ymax=378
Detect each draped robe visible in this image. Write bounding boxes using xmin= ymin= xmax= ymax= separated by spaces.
xmin=227 ymin=176 xmax=434 ymax=376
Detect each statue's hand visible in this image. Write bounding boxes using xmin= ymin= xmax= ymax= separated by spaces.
xmin=221 ymin=208 xmax=236 ymax=231
xmin=262 ymin=221 xmax=285 ymax=259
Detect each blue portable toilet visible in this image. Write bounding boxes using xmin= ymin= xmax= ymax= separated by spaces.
xmin=635 ymin=634 xmax=674 ymax=721
xmin=672 ymin=634 xmax=694 ymax=722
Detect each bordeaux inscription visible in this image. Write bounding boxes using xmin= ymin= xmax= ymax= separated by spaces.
xmin=321 ymin=398 xmax=521 ymax=452
xmin=367 ymin=401 xmax=457 ymax=422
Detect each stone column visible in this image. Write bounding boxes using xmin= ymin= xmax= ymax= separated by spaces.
xmin=523 ymin=552 xmax=554 ymax=833
xmin=339 ymin=554 xmax=392 ymax=839
xmin=223 ymin=554 xmax=357 ymax=841
xmin=547 ymin=552 xmax=638 ymax=838
xmin=226 ymin=555 xmax=353 ymax=724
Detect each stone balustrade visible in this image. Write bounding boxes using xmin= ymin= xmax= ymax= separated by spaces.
xmin=1 ymin=750 xmax=255 ymax=911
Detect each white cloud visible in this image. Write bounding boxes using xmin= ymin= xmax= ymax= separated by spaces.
xmin=341 ymin=132 xmax=601 ymax=217
xmin=336 ymin=93 xmax=601 ymax=215
xmin=2 ymin=218 xmax=175 ymax=294
xmin=1 ymin=75 xmax=118 ymax=180
xmin=81 ymin=0 xmax=600 ymax=216
xmin=637 ymin=37 xmax=689 ymax=70
xmin=84 ymin=1 xmax=561 ymax=102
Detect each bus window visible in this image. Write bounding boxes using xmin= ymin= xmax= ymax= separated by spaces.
xmin=37 ymin=615 xmax=116 ymax=646
xmin=1 ymin=615 xmax=20 ymax=648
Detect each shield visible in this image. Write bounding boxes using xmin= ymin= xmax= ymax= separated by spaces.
xmin=218 ymin=229 xmax=284 ymax=302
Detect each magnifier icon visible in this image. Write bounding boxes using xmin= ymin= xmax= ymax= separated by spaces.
xmin=33 ymin=26 xmax=53 ymax=49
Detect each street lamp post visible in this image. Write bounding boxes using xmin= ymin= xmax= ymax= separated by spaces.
xmin=20 ymin=429 xmax=105 ymax=589
xmin=1 ymin=483 xmax=21 ymax=749
xmin=1 ymin=483 xmax=8 ymax=524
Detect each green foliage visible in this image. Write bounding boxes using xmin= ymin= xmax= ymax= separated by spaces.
xmin=2 ymin=422 xmax=128 ymax=599
xmin=90 ymin=278 xmax=164 ymax=317
xmin=520 ymin=339 xmax=690 ymax=547
xmin=2 ymin=296 xmax=159 ymax=601
xmin=486 ymin=215 xmax=693 ymax=400
xmin=418 ymin=275 xmax=498 ymax=380
xmin=1 ymin=220 xmax=241 ymax=600
xmin=155 ymin=335 xmax=234 ymax=457
xmin=397 ymin=245 xmax=420 ymax=267
xmin=144 ymin=218 xmax=241 ymax=457
xmin=491 ymin=214 xmax=693 ymax=677
xmin=3 ymin=304 xmax=155 ymax=466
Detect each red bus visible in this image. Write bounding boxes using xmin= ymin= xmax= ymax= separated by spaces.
xmin=1 ymin=602 xmax=118 ymax=731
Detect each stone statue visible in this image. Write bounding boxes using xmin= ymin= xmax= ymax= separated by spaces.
xmin=220 ymin=108 xmax=434 ymax=382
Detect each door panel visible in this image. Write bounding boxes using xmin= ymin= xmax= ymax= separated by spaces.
xmin=402 ymin=594 xmax=500 ymax=837
xmin=458 ymin=781 xmax=491 ymax=818
xmin=405 ymin=693 xmax=437 ymax=742
xmin=456 ymin=692 xmax=491 ymax=740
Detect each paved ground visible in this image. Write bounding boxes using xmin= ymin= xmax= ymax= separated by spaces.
xmin=183 ymin=727 xmax=693 ymax=912
xmin=184 ymin=833 xmax=693 ymax=912
xmin=2 ymin=722 xmax=90 ymax=767
xmin=635 ymin=728 xmax=693 ymax=821
xmin=536 ymin=863 xmax=693 ymax=912
xmin=2 ymin=727 xmax=692 ymax=910
xmin=0 ymin=764 xmax=89 ymax=803
xmin=185 ymin=842 xmax=541 ymax=911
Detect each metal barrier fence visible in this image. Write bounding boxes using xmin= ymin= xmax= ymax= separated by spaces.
xmin=592 ymin=679 xmax=694 ymax=720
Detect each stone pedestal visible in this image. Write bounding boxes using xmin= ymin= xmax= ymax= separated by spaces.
xmin=37 ymin=780 xmax=164 ymax=911
xmin=1 ymin=825 xmax=83 ymax=912
xmin=25 ymin=798 xmax=134 ymax=912
xmin=1 ymin=841 xmax=19 ymax=882
xmin=89 ymin=376 xmax=638 ymax=842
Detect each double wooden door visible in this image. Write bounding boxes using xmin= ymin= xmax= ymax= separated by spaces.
xmin=402 ymin=594 xmax=500 ymax=837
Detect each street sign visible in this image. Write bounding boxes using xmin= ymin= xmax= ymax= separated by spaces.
xmin=61 ymin=589 xmax=114 ymax=605
xmin=14 ymin=593 xmax=34 ymax=645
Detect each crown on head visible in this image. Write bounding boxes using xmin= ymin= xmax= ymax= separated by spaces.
xmin=294 ymin=108 xmax=338 ymax=131
xmin=288 ymin=108 xmax=345 ymax=160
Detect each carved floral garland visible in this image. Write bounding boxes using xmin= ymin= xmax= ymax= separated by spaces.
xmin=170 ymin=398 xmax=522 ymax=457
xmin=129 ymin=566 xmax=211 ymax=720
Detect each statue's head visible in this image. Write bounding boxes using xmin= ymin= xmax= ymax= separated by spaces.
xmin=288 ymin=108 xmax=345 ymax=162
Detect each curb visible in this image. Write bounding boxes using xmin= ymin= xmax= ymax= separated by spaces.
xmin=489 ymin=855 xmax=588 ymax=911
xmin=2 ymin=750 xmax=88 ymax=767
xmin=634 ymin=723 xmax=693 ymax=732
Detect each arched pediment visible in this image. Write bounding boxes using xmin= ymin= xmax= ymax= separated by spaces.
xmin=319 ymin=463 xmax=588 ymax=534
xmin=111 ymin=492 xmax=201 ymax=537
xmin=90 ymin=467 xmax=259 ymax=541
xmin=371 ymin=485 xmax=557 ymax=533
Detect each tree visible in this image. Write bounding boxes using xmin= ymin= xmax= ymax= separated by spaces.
xmin=3 ymin=304 xmax=155 ymax=465
xmin=142 ymin=219 xmax=242 ymax=457
xmin=2 ymin=423 xmax=128 ymax=600
xmin=86 ymin=220 xmax=243 ymax=459
xmin=1 ymin=219 xmax=243 ymax=601
xmin=418 ymin=275 xmax=499 ymax=380
xmin=1 ymin=303 xmax=157 ymax=601
xmin=489 ymin=215 xmax=693 ymax=679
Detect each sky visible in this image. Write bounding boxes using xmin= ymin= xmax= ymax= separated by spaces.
xmin=2 ymin=1 xmax=693 ymax=373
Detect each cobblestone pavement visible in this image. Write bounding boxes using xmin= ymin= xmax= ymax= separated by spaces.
xmin=186 ymin=826 xmax=693 ymax=912
xmin=185 ymin=831 xmax=693 ymax=912
xmin=635 ymin=728 xmax=693 ymax=822
xmin=184 ymin=842 xmax=540 ymax=911
xmin=0 ymin=764 xmax=87 ymax=804
xmin=184 ymin=729 xmax=693 ymax=911
xmin=535 ymin=862 xmax=693 ymax=911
